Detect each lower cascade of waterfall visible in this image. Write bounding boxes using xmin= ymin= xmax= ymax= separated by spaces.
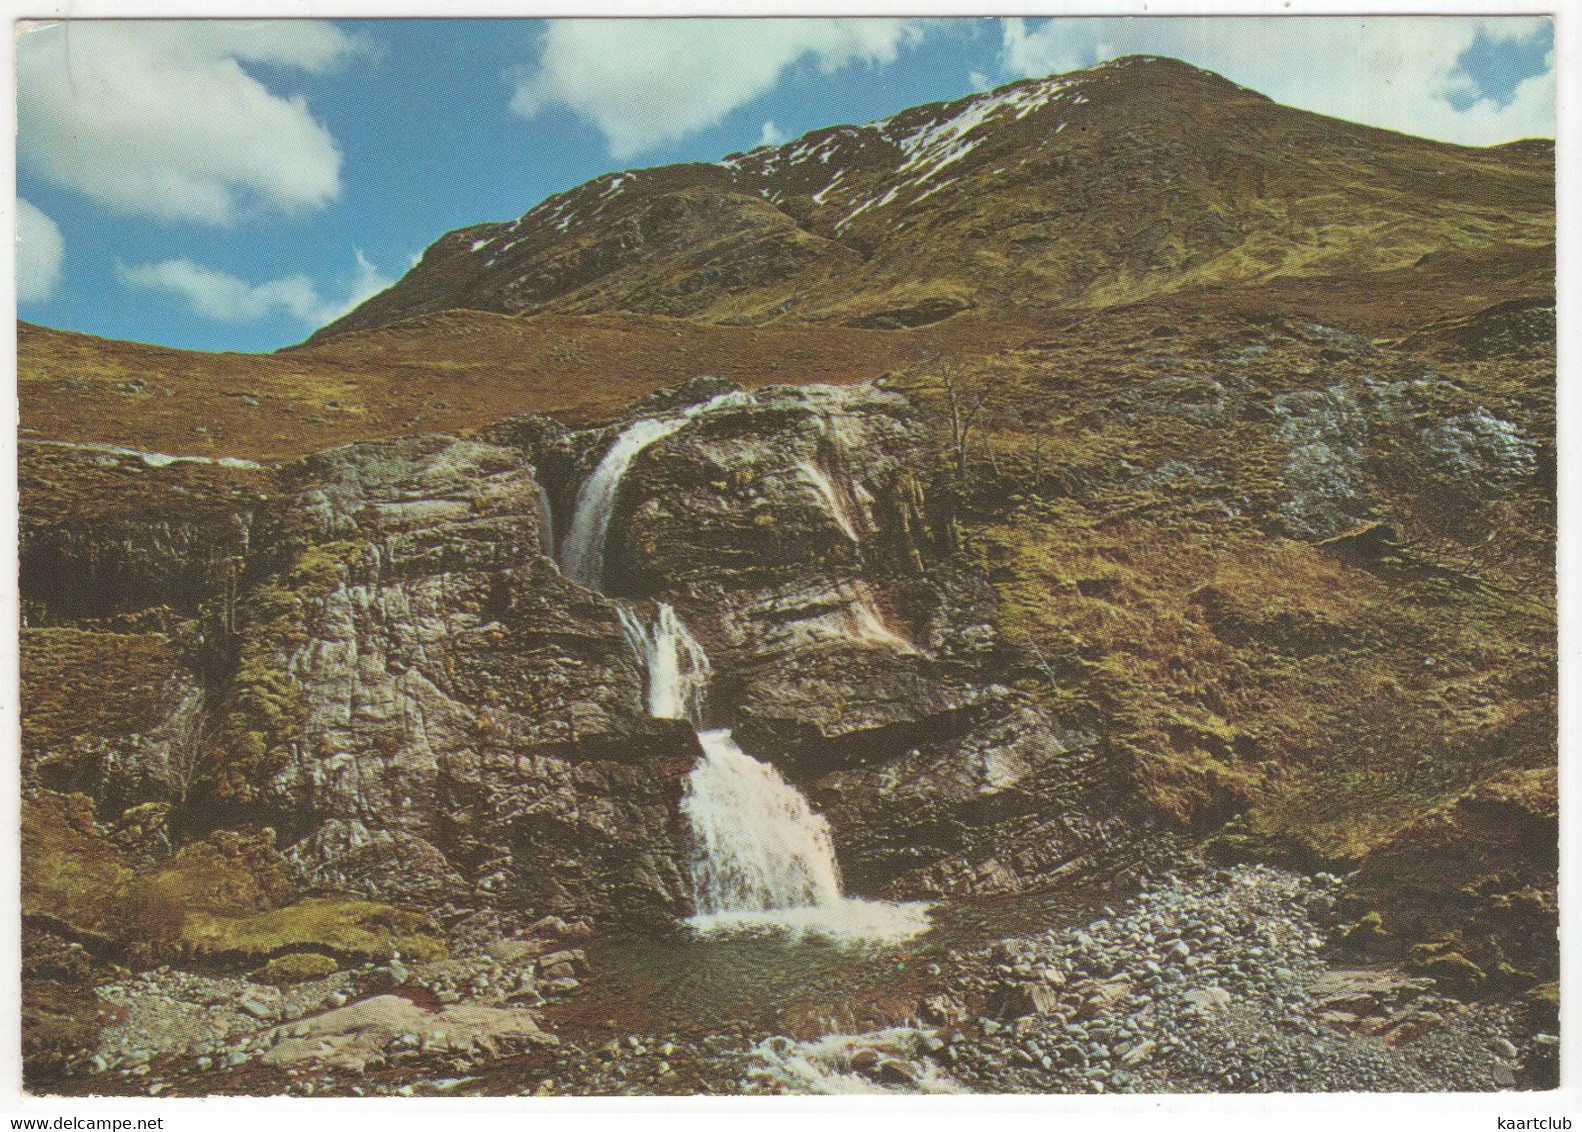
xmin=621 ymin=602 xmax=930 ymax=944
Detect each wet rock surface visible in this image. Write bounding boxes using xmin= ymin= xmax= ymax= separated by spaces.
xmin=531 ymin=381 xmax=1141 ymax=897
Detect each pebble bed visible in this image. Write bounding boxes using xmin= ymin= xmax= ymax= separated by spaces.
xmin=60 ymin=864 xmax=1555 ymax=1097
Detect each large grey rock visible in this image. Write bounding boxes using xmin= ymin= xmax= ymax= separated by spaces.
xmin=249 ymin=435 xmax=698 ymax=925
xmin=1269 ymin=384 xmax=1373 ymax=541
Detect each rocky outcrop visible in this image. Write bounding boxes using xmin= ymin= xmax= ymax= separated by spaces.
xmin=805 ymin=693 xmax=1138 ymax=896
xmin=521 ymin=380 xmax=1135 ymax=898
xmin=16 ymin=377 xmax=1157 ymax=927
xmin=19 ymin=445 xmax=268 ymax=626
xmin=233 ymin=435 xmax=699 ymax=926
xmin=258 ymin=994 xmax=555 ymax=1073
xmin=592 ymin=384 xmax=969 ymax=754
xmin=1400 ymin=298 xmax=1556 ymax=361
xmin=21 ymin=629 xmax=206 ymax=815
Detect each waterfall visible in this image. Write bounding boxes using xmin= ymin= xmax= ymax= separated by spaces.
xmin=559 ymin=392 xmax=743 ymax=589
xmin=562 ymin=393 xmax=929 ymax=944
xmin=618 ymin=602 xmax=710 ymax=725
xmin=685 ymin=729 xmax=846 ymax=914
xmin=527 ymin=463 xmax=556 ymax=559
xmin=560 ymin=415 xmax=690 ymax=588
xmin=619 ymin=602 xmax=930 ymax=944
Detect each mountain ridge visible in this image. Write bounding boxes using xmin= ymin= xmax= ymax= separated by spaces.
xmin=306 ymin=54 xmax=1554 ymax=345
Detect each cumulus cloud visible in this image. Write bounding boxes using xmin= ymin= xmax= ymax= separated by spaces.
xmin=17 ymin=198 xmax=64 ymax=303
xmin=119 ymin=251 xmax=394 ymax=327
xmin=18 ymin=20 xmax=363 ymax=225
xmin=511 ymin=19 xmax=927 ymax=158
xmin=759 ymin=121 xmax=787 ymax=147
xmin=999 ymin=16 xmax=1553 ymax=147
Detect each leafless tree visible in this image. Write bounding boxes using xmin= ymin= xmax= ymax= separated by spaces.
xmin=931 ymin=353 xmax=986 ymax=480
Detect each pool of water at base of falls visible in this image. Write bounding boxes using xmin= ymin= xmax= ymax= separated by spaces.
xmin=544 ymin=398 xmax=1126 ymax=1049
xmin=532 ymin=878 xmax=1124 ymax=1047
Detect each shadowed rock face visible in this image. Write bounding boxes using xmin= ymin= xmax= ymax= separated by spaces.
xmin=1338 ymin=766 xmax=1558 ymax=985
xmin=256 ymin=434 xmax=700 ymax=927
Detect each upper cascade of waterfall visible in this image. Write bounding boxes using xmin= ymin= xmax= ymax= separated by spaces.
xmin=558 ymin=391 xmax=746 ymax=590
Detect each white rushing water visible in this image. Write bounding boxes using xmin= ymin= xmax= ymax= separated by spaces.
xmin=683 ymin=729 xmax=931 ymax=944
xmin=618 ymin=601 xmax=929 ymax=944
xmin=558 ymin=392 xmax=744 ymax=589
xmin=749 ymin=1028 xmax=962 ymax=1095
xmin=685 ymin=728 xmax=846 ymax=914
xmin=618 ymin=602 xmax=711 ymax=725
xmin=566 ymin=395 xmax=930 ymax=945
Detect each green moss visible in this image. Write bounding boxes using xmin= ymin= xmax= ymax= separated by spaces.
xmin=146 ymin=829 xmax=296 ymax=917
xmin=1409 ymin=942 xmax=1486 ymax=988
xmin=1524 ymin=981 xmax=1560 ymax=1010
xmin=180 ymin=897 xmax=447 ymax=965
xmin=21 ymin=792 xmax=134 ymax=939
xmin=212 ymin=538 xmax=369 ymax=802
xmin=289 ymin=540 xmax=366 ymax=596
xmin=1344 ymin=911 xmax=1389 ymax=947
xmin=23 ymin=796 xmax=310 ymax=965
xmin=249 ymin=952 xmax=341 ymax=985
xmin=23 ymin=791 xmax=442 ymax=978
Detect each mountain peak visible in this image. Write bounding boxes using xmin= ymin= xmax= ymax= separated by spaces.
xmin=306 ymin=57 xmax=1549 ymax=346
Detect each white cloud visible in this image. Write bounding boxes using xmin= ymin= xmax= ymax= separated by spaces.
xmin=999 ymin=16 xmax=1553 ymax=147
xmin=18 ymin=20 xmax=364 ymax=225
xmin=17 ymin=198 xmax=64 ymax=304
xmin=119 ymin=251 xmax=394 ymax=326
xmin=511 ymin=18 xmax=927 ymax=158
xmin=759 ymin=120 xmax=787 ymax=147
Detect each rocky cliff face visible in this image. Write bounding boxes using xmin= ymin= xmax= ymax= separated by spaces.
xmin=21 ymin=379 xmax=1135 ymax=930
xmin=518 ymin=379 xmax=1144 ymax=900
xmin=236 ymin=434 xmax=704 ymax=927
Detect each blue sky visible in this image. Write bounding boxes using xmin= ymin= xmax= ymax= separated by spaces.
xmin=15 ymin=16 xmax=1555 ymax=354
